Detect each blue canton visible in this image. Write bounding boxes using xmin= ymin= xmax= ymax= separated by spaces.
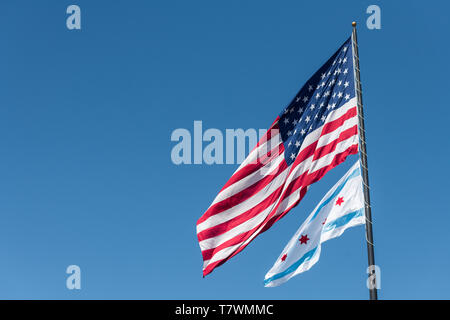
xmin=279 ymin=37 xmax=356 ymax=165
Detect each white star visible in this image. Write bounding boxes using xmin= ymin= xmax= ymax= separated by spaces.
xmin=343 ymin=46 xmax=348 ymax=52
xmin=320 ymin=102 xmax=325 ymax=108
xmin=290 ymin=107 xmax=295 ymax=113
xmin=293 ymin=119 xmax=298 ymax=125
xmin=310 ymin=104 xmax=315 ymax=111
xmin=336 ymin=68 xmax=341 ymax=74
xmin=305 ymin=116 xmax=311 ymax=123
xmin=298 ymin=107 xmax=304 ymax=113
xmin=315 ymin=93 xmax=321 ymax=99
xmin=288 ymin=141 xmax=292 ymax=147
xmin=337 ymin=92 xmax=343 ymax=98
xmin=321 ymin=82 xmax=326 ymax=87
xmin=321 ymin=115 xmax=326 ymax=122
xmin=284 ymin=118 xmax=289 ymax=124
xmin=338 ymin=80 xmax=342 ymax=86
xmin=345 ymin=94 xmax=350 ymax=100
xmin=296 ymin=97 xmax=301 ymax=102
xmin=343 ymin=57 xmax=347 ymax=64
xmin=308 ymin=85 xmax=313 ymax=91
xmin=323 ymin=91 xmax=330 ymax=97
xmin=303 ymin=96 xmax=309 ymax=103
xmin=331 ymin=103 xmax=336 ymax=108
xmin=300 ymin=129 xmax=306 ymax=135
xmin=327 ymin=104 xmax=332 ymax=110
xmin=344 ymin=81 xmax=349 ymax=88
xmin=321 ymin=73 xmax=326 ymax=79
xmin=290 ymin=153 xmax=295 ymax=160
xmin=295 ymin=140 xmax=301 ymax=147
xmin=343 ymin=68 xmax=348 ymax=75
xmin=332 ymin=92 xmax=336 ymax=98
xmin=287 ymin=130 xmax=292 ymax=136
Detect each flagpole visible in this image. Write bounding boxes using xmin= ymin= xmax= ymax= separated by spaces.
xmin=351 ymin=21 xmax=378 ymax=300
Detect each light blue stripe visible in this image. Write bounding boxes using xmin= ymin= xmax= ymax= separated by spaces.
xmin=323 ymin=208 xmax=364 ymax=232
xmin=264 ymin=247 xmax=318 ymax=285
xmin=309 ymin=166 xmax=361 ymax=223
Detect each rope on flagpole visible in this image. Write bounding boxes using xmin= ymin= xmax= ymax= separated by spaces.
xmin=365 ymin=231 xmax=374 ymax=246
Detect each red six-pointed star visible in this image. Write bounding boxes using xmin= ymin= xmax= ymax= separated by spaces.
xmin=299 ymin=234 xmax=309 ymax=245
xmin=336 ymin=196 xmax=344 ymax=206
xmin=281 ymin=254 xmax=287 ymax=262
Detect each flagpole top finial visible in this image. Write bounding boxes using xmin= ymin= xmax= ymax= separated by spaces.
xmin=352 ymin=21 xmax=357 ymax=27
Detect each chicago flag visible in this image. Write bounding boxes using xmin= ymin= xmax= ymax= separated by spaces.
xmin=264 ymin=161 xmax=365 ymax=287
xmin=197 ymin=36 xmax=359 ymax=276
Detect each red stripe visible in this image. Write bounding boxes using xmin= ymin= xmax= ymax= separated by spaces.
xmin=312 ymin=125 xmax=357 ymax=161
xmin=321 ymin=106 xmax=357 ymax=136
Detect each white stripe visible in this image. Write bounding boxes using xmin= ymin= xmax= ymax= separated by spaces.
xmin=316 ymin=111 xmax=358 ymax=149
xmin=325 ymin=97 xmax=356 ymax=121
xmin=309 ymin=130 xmax=358 ymax=175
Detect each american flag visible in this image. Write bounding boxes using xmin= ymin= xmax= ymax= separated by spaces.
xmin=197 ymin=36 xmax=359 ymax=276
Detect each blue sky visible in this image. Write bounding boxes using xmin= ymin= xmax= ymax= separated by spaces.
xmin=0 ymin=0 xmax=449 ymax=299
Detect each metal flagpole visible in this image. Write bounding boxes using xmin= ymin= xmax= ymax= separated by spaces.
xmin=351 ymin=21 xmax=378 ymax=300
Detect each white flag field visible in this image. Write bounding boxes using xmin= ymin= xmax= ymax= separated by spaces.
xmin=264 ymin=160 xmax=365 ymax=287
